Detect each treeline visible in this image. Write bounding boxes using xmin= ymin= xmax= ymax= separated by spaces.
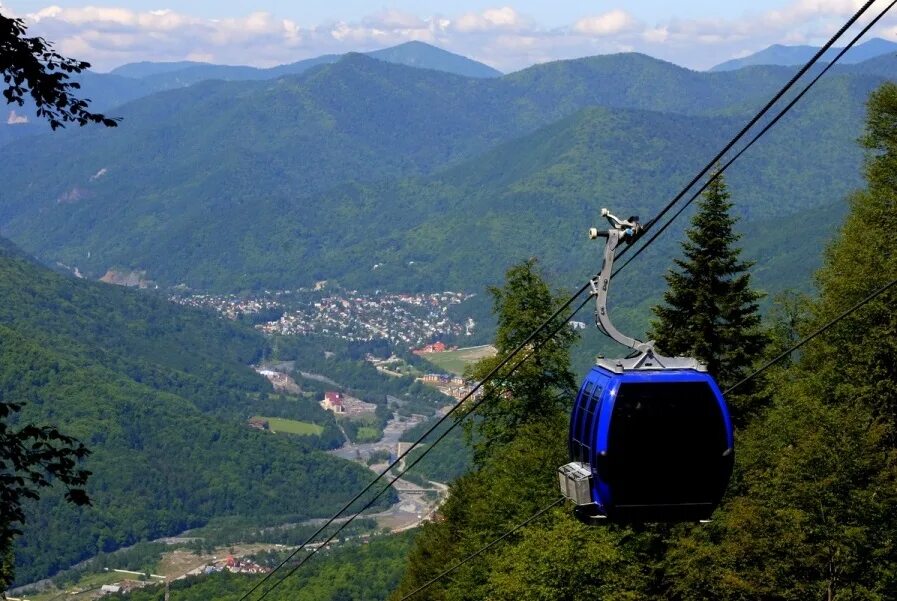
xmin=390 ymin=84 xmax=897 ymax=600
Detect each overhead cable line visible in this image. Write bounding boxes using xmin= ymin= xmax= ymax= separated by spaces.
xmin=250 ymin=293 xmax=594 ymax=601
xmin=239 ymin=5 xmax=884 ymax=597
xmin=725 ymin=275 xmax=897 ymax=395
xmin=613 ymin=0 xmax=897 ymax=277
xmin=400 ymin=273 xmax=897 ymax=601
xmin=236 ymin=285 xmax=593 ymax=601
xmin=394 ymin=7 xmax=894 ymax=597
xmin=622 ymin=0 xmax=875 ymax=241
xmin=628 ymin=0 xmax=875 ymax=237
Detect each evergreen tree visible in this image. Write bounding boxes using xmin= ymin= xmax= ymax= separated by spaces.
xmin=650 ymin=170 xmax=767 ymax=417
xmin=809 ymin=82 xmax=897 ymax=433
xmin=662 ymin=83 xmax=897 ymax=601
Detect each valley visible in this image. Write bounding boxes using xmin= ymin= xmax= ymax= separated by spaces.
xmin=2 ymin=15 xmax=897 ymax=600
xmin=11 ymin=404 xmax=448 ymax=601
xmin=171 ymin=287 xmax=478 ymax=347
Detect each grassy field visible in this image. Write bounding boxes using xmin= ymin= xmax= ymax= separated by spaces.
xmin=421 ymin=345 xmax=497 ymax=376
xmin=254 ymin=416 xmax=324 ymax=436
xmin=356 ymin=426 xmax=382 ymax=443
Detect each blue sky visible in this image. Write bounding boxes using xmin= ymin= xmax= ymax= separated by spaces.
xmin=2 ymin=0 xmax=894 ymax=71
xmin=4 ymin=1 xmax=795 ymax=26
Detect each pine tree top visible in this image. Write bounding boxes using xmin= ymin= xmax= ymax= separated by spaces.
xmin=650 ymin=169 xmax=767 ymax=418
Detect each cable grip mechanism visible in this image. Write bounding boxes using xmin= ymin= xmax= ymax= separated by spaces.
xmin=587 ymin=207 xmax=704 ymax=372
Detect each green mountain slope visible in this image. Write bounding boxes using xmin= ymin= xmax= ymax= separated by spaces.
xmin=0 ymin=239 xmax=392 ymax=585
xmin=0 ymin=53 xmax=889 ymax=295
xmin=0 ymin=42 xmax=500 ymax=148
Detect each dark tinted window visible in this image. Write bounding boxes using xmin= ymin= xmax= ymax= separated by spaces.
xmin=578 ymin=385 xmax=602 ymax=463
xmin=607 ymin=381 xmax=729 ymax=506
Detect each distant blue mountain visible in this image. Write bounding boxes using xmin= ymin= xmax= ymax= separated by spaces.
xmin=108 ymin=41 xmax=501 ymax=90
xmin=711 ymin=37 xmax=897 ymax=71
xmin=109 ymin=60 xmax=210 ymax=78
xmin=366 ymin=41 xmax=502 ymax=78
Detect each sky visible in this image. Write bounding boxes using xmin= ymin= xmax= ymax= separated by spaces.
xmin=2 ymin=0 xmax=897 ymax=72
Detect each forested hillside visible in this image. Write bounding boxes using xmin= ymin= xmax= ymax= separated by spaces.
xmin=0 ymin=41 xmax=500 ymax=147
xmin=0 ymin=240 xmax=394 ymax=585
xmin=1 ymin=53 xmax=895 ymax=296
xmin=389 ymin=83 xmax=897 ymax=601
xmin=3 ymin=21 xmax=897 ymax=599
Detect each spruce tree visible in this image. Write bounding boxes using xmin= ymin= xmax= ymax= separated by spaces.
xmin=650 ymin=171 xmax=767 ymax=410
xmin=662 ymin=84 xmax=897 ymax=600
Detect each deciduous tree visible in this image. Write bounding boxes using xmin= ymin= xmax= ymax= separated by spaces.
xmin=1 ymin=10 xmax=116 ymax=129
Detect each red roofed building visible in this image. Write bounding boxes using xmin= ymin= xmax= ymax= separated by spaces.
xmin=413 ymin=341 xmax=448 ymax=354
xmin=321 ymin=391 xmax=346 ymax=414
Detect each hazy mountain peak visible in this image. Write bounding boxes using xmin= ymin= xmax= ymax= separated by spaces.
xmin=366 ymin=41 xmax=502 ymax=78
xmin=711 ymin=37 xmax=897 ymax=71
xmin=109 ymin=60 xmax=211 ymax=78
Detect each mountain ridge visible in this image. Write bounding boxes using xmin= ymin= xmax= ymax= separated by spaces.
xmin=107 ymin=40 xmax=501 ymax=89
xmin=0 ymin=52 xmax=885 ymax=295
xmin=711 ymin=36 xmax=897 ymax=71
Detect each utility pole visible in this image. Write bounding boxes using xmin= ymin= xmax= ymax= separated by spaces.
xmin=164 ymin=579 xmax=170 ymax=601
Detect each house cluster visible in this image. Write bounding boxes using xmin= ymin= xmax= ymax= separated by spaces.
xmin=419 ymin=373 xmax=465 ymax=386
xmin=184 ymin=555 xmax=271 ymax=578
xmin=170 ymin=288 xmax=476 ymax=348
xmin=261 ymin=290 xmax=473 ymax=346
xmin=224 ymin=555 xmax=270 ymax=574
xmin=413 ymin=341 xmax=458 ymax=354
xmin=170 ymin=292 xmax=281 ymax=320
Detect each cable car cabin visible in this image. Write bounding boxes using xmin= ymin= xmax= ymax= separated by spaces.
xmin=558 ymin=207 xmax=735 ymax=523
xmin=560 ymin=364 xmax=734 ymax=523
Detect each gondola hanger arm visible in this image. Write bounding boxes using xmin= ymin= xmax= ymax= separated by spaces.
xmin=588 ymin=207 xmax=703 ymax=372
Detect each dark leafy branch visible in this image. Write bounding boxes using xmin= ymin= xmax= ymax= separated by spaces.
xmin=0 ymin=12 xmax=118 ymax=129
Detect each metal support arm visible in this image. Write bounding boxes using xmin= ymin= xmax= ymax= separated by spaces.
xmin=591 ymin=228 xmax=652 ymax=353
xmin=587 ymin=208 xmax=705 ymax=373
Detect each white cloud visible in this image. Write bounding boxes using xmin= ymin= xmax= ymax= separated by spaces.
xmin=573 ymin=10 xmax=640 ymax=36
xmin=453 ymin=7 xmax=528 ymax=33
xmin=7 ymin=110 xmax=29 ymax=124
xmin=13 ymin=1 xmax=897 ymax=72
